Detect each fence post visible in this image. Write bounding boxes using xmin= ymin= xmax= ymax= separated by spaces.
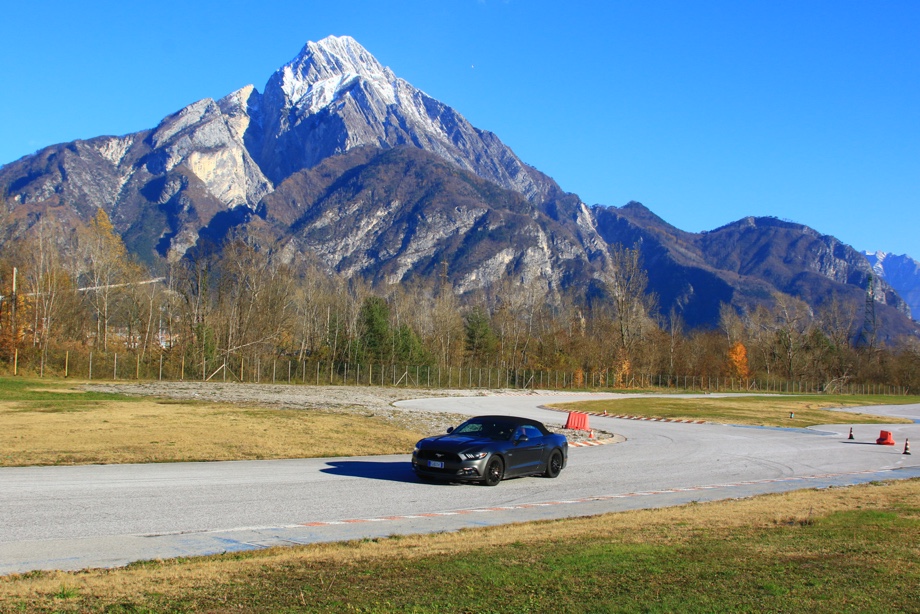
xmin=114 ymin=353 xmax=118 ymax=380
xmin=65 ymin=351 xmax=69 ymax=378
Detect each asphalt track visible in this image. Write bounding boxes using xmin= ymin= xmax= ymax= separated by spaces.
xmin=2 ymin=392 xmax=919 ymax=575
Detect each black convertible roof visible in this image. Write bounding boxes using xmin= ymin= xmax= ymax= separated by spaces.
xmin=462 ymin=415 xmax=550 ymax=435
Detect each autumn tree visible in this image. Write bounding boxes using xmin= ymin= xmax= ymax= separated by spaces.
xmin=727 ymin=341 xmax=751 ymax=380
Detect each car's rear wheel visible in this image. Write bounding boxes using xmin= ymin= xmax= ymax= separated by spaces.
xmin=483 ymin=457 xmax=504 ymax=486
xmin=544 ymin=450 xmax=563 ymax=478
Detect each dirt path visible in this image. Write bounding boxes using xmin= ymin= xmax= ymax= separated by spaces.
xmin=82 ymin=381 xmax=608 ymax=441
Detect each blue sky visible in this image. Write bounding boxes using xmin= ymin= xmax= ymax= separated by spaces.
xmin=2 ymin=1 xmax=918 ymax=257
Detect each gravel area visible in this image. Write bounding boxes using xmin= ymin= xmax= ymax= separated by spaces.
xmin=82 ymin=382 xmax=612 ymax=442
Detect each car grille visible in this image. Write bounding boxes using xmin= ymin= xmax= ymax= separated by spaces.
xmin=416 ymin=450 xmax=461 ymax=463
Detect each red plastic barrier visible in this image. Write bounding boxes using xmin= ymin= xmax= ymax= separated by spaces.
xmin=876 ymin=430 xmax=896 ymax=446
xmin=565 ymin=412 xmax=590 ymax=431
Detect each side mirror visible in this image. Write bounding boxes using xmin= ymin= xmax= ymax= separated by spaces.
xmin=446 ymin=426 xmax=454 ymax=434
xmin=515 ymin=433 xmax=529 ymax=444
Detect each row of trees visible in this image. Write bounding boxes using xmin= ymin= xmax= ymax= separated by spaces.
xmin=1 ymin=208 xmax=918 ymax=391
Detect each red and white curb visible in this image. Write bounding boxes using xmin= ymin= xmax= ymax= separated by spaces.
xmin=552 ymin=409 xmax=705 ymax=446
xmin=296 ymin=467 xmax=904 ymax=529
xmin=597 ymin=414 xmax=706 ymax=424
xmin=547 ymin=406 xmax=708 ymax=424
xmin=568 ymin=438 xmax=615 ymax=448
xmin=539 ymin=403 xmax=709 ymax=426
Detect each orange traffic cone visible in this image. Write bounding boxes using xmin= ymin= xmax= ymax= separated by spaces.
xmin=848 ymin=427 xmax=855 ymax=440
xmin=589 ymin=430 xmax=595 ymax=439
xmin=904 ymin=439 xmax=911 ymax=455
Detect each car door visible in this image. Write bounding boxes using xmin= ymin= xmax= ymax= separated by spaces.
xmin=507 ymin=425 xmax=546 ymax=476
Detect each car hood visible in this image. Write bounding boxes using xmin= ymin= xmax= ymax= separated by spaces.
xmin=416 ymin=434 xmax=500 ymax=452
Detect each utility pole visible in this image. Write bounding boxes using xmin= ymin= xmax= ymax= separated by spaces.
xmin=10 ymin=266 xmax=16 ymax=344
xmin=858 ymin=273 xmax=877 ymax=350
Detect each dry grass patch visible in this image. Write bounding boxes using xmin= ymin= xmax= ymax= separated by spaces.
xmin=0 ymin=398 xmax=423 ymax=466
xmin=550 ymin=394 xmax=916 ymax=427
xmin=2 ymin=479 xmax=919 ymax=612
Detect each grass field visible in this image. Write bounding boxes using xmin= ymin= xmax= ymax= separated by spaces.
xmin=1 ymin=478 xmax=918 ymax=612
xmin=550 ymin=394 xmax=917 ymax=428
xmin=0 ymin=378 xmax=423 ymax=466
xmin=1 ymin=379 xmax=915 ymax=467
xmin=2 ymin=378 xmax=919 ymax=610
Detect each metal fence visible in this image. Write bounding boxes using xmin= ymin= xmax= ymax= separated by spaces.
xmin=1 ymin=347 xmax=913 ymax=396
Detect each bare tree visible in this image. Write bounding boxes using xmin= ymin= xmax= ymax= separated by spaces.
xmin=22 ymin=216 xmax=70 ymax=353
xmin=216 ymin=233 xmax=296 ymax=367
xmin=602 ymin=243 xmax=659 ymax=361
xmin=744 ymin=292 xmax=813 ymax=379
xmin=77 ymin=209 xmax=130 ymax=351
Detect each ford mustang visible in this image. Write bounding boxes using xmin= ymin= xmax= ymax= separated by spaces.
xmin=412 ymin=415 xmax=568 ymax=486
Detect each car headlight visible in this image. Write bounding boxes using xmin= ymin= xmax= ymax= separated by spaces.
xmin=461 ymin=451 xmax=488 ymax=460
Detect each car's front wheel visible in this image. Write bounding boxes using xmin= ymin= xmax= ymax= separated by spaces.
xmin=543 ymin=450 xmax=563 ymax=478
xmin=483 ymin=457 xmax=504 ymax=486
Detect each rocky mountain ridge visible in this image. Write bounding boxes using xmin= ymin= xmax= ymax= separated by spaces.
xmin=1 ymin=35 xmax=915 ymax=339
xmin=865 ymin=251 xmax=920 ymax=320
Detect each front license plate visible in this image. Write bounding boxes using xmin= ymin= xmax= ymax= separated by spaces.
xmin=427 ymin=460 xmax=445 ymax=469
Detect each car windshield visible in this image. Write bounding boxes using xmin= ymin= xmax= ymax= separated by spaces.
xmin=453 ymin=419 xmax=516 ymax=441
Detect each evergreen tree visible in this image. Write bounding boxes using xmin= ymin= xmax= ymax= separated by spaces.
xmin=465 ymin=307 xmax=498 ymax=364
xmin=360 ymin=296 xmax=392 ymax=362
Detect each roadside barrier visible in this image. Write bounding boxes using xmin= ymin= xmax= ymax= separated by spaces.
xmin=564 ymin=412 xmax=590 ymax=431
xmin=876 ymin=430 xmax=896 ymax=446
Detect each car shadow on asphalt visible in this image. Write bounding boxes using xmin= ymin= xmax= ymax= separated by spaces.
xmin=320 ymin=460 xmax=458 ymax=485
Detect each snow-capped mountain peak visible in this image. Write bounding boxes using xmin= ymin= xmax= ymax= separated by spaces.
xmin=296 ymin=35 xmax=393 ymax=84
xmin=274 ymin=35 xmax=398 ymax=112
xmin=251 ymin=35 xmax=551 ymax=200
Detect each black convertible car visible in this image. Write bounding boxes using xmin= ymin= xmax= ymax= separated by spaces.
xmin=412 ymin=415 xmax=568 ymax=486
